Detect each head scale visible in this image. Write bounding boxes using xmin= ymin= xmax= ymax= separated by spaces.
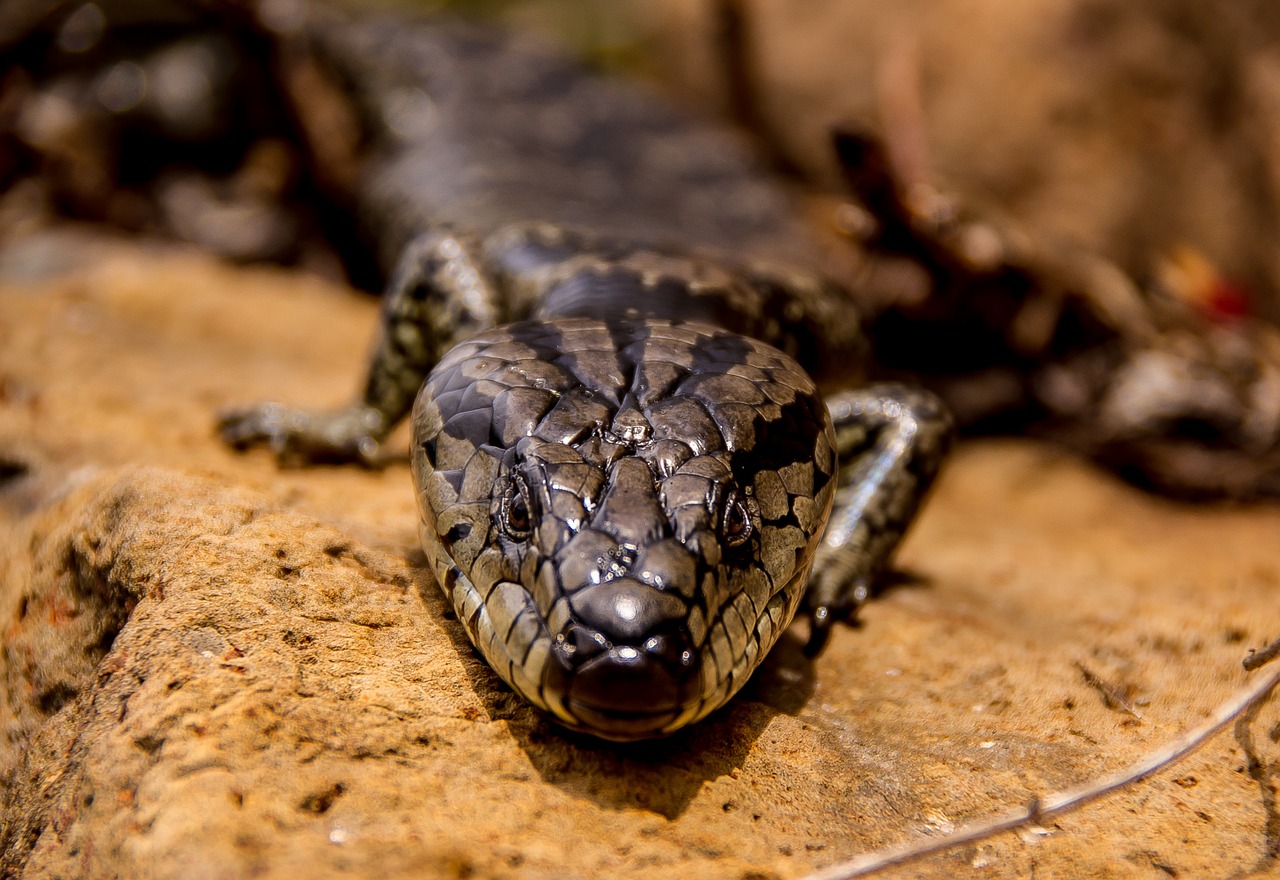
xmin=411 ymin=317 xmax=835 ymax=740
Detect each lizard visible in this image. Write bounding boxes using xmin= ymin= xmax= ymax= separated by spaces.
xmin=210 ymin=7 xmax=953 ymax=740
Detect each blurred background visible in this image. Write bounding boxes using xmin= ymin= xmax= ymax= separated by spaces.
xmin=6 ymin=0 xmax=1280 ymax=319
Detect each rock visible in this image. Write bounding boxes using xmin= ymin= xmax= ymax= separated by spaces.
xmin=2 ymin=233 xmax=1280 ymax=878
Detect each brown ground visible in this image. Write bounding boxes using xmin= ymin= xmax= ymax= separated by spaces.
xmin=1 ymin=230 xmax=1278 ymax=878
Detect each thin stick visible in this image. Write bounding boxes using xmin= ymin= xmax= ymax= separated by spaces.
xmin=801 ymin=647 xmax=1280 ymax=880
xmin=1074 ymin=660 xmax=1143 ymax=721
xmin=1245 ymin=636 xmax=1280 ymax=671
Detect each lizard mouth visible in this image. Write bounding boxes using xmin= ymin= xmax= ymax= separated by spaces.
xmin=560 ymin=642 xmax=691 ymax=740
xmin=542 ymin=592 xmax=701 ymax=740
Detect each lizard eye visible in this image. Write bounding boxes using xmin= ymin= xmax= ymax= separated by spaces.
xmin=499 ymin=472 xmax=533 ymax=540
xmin=720 ymin=490 xmax=753 ymax=547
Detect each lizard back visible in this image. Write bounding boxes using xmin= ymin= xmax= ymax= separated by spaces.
xmin=309 ymin=13 xmax=829 ymax=273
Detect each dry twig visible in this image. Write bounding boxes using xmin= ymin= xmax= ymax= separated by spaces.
xmin=1074 ymin=660 xmax=1143 ymax=721
xmin=1245 ymin=635 xmax=1280 ymax=671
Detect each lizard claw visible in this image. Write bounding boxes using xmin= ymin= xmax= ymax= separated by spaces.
xmin=804 ymin=605 xmax=835 ymax=658
xmin=802 ymin=580 xmax=872 ymax=658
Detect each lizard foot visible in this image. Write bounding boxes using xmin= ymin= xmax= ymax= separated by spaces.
xmin=218 ymin=402 xmax=386 ymax=467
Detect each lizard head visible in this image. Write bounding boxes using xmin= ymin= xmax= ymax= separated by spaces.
xmin=411 ymin=317 xmax=836 ymax=740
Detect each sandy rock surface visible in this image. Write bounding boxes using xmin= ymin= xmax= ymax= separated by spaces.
xmin=2 ymin=231 xmax=1280 ymax=879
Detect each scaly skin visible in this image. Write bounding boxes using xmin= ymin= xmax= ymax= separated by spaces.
xmin=219 ymin=10 xmax=952 ymax=739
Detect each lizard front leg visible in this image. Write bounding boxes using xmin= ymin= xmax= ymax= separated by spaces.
xmin=219 ymin=230 xmax=500 ymax=465
xmin=804 ymin=384 xmax=953 ymax=654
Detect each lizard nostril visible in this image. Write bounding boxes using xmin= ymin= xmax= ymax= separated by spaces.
xmin=641 ymin=632 xmax=694 ymax=669
xmin=554 ymin=624 xmax=608 ymax=665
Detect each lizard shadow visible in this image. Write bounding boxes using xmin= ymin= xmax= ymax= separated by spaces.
xmin=504 ymin=630 xmax=818 ymax=821
xmin=408 ymin=552 xmax=818 ymax=820
xmin=869 ymin=568 xmax=930 ymax=602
